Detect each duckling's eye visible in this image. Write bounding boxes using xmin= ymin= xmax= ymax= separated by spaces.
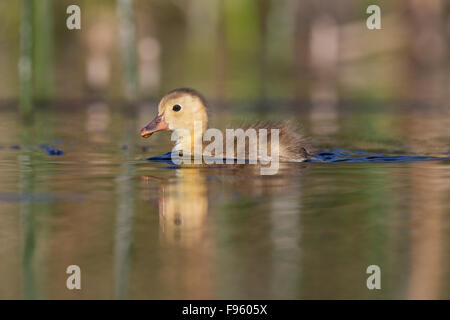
xmin=172 ymin=104 xmax=182 ymax=112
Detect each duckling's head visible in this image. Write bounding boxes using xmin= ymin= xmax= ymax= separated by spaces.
xmin=140 ymin=88 xmax=208 ymax=138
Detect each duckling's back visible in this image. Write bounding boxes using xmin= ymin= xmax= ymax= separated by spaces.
xmin=241 ymin=120 xmax=312 ymax=162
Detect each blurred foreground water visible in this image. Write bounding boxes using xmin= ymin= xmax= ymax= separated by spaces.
xmin=0 ymin=100 xmax=449 ymax=299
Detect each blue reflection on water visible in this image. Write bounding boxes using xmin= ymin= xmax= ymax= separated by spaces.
xmin=311 ymin=148 xmax=450 ymax=163
xmin=142 ymin=149 xmax=450 ymax=165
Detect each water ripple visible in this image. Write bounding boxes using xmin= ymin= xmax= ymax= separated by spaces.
xmin=311 ymin=148 xmax=450 ymax=163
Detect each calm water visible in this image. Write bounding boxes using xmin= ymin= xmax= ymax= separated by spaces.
xmin=0 ymin=101 xmax=449 ymax=299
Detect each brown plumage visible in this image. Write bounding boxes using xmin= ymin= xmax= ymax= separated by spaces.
xmin=240 ymin=120 xmax=312 ymax=162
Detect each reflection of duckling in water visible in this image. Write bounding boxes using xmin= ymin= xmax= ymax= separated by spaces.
xmin=140 ymin=88 xmax=312 ymax=162
xmin=143 ymin=162 xmax=307 ymax=247
xmin=143 ymin=169 xmax=208 ymax=247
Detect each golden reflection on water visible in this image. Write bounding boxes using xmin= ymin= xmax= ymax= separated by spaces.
xmin=406 ymin=163 xmax=446 ymax=299
xmin=404 ymin=111 xmax=449 ymax=299
xmin=140 ymin=168 xmax=213 ymax=299
xmin=152 ymin=169 xmax=208 ymax=247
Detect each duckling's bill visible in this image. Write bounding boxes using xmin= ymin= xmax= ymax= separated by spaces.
xmin=140 ymin=113 xmax=169 ymax=138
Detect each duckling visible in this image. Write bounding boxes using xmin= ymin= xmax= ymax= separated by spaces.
xmin=140 ymin=88 xmax=312 ymax=162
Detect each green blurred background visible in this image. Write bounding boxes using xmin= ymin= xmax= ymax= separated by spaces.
xmin=1 ymin=0 xmax=449 ymax=105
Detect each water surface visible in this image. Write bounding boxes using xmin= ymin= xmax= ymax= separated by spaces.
xmin=0 ymin=101 xmax=449 ymax=299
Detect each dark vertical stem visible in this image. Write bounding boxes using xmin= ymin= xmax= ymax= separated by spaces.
xmin=257 ymin=0 xmax=270 ymax=101
xmin=117 ymin=0 xmax=139 ymax=102
xmin=19 ymin=0 xmax=34 ymax=115
xmin=215 ymin=0 xmax=227 ymax=101
xmin=33 ymin=0 xmax=53 ymax=102
xmin=292 ymin=0 xmax=312 ymax=100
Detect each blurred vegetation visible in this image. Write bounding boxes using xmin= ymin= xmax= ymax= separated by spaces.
xmin=0 ymin=0 xmax=449 ymax=104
